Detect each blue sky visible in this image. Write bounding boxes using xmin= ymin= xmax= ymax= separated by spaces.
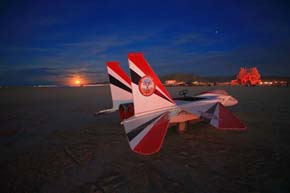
xmin=0 ymin=0 xmax=290 ymax=85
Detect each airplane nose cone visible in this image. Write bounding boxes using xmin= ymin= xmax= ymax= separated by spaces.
xmin=224 ymin=96 xmax=238 ymax=106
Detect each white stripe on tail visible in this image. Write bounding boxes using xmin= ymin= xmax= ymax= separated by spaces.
xmin=128 ymin=53 xmax=175 ymax=116
xmin=107 ymin=61 xmax=133 ymax=110
xmin=95 ymin=62 xmax=132 ymax=115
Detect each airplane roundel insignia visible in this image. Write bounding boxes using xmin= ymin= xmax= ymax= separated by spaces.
xmin=139 ymin=76 xmax=156 ymax=96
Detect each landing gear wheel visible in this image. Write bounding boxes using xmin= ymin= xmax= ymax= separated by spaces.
xmin=127 ymin=103 xmax=134 ymax=118
xmin=119 ymin=104 xmax=127 ymax=122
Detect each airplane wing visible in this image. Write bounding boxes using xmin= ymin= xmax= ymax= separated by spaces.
xmin=182 ymin=102 xmax=246 ymax=130
xmin=123 ymin=111 xmax=170 ymax=155
xmin=205 ymin=102 xmax=246 ymax=130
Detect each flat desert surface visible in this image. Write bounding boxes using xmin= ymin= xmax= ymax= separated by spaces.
xmin=0 ymin=86 xmax=290 ymax=193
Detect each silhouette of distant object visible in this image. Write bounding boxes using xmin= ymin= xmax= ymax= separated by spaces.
xmin=231 ymin=67 xmax=261 ymax=86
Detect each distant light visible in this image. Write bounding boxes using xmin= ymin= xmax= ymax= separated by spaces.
xmin=75 ymin=79 xmax=81 ymax=85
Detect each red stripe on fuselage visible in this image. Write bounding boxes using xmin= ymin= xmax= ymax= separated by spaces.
xmin=107 ymin=61 xmax=131 ymax=85
xmin=128 ymin=53 xmax=174 ymax=104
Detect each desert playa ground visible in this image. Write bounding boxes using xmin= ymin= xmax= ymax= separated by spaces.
xmin=0 ymin=86 xmax=290 ymax=193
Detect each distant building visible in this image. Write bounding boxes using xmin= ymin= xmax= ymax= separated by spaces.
xmin=165 ymin=80 xmax=177 ymax=86
xmin=192 ymin=81 xmax=213 ymax=86
xmin=259 ymin=80 xmax=288 ymax=87
xmin=231 ymin=67 xmax=261 ymax=86
xmin=164 ymin=80 xmax=186 ymax=86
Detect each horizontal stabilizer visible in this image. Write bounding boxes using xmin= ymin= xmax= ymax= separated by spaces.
xmin=94 ymin=108 xmax=117 ymax=116
xmin=124 ymin=111 xmax=170 ymax=155
xmin=202 ymin=103 xmax=246 ymax=130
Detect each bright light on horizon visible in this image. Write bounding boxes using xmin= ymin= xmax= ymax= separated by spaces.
xmin=75 ymin=79 xmax=81 ymax=85
xmin=68 ymin=75 xmax=87 ymax=86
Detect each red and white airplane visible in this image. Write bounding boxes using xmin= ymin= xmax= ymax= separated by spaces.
xmin=97 ymin=53 xmax=246 ymax=155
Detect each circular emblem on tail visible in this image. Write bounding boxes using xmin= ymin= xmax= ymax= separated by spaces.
xmin=139 ymin=76 xmax=155 ymax=96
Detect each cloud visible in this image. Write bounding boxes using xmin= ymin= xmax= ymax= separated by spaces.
xmin=173 ymin=32 xmax=224 ymax=48
xmin=1 ymin=23 xmax=290 ymax=86
xmin=0 ymin=67 xmax=60 ymax=85
xmin=0 ymin=65 xmax=108 ymax=86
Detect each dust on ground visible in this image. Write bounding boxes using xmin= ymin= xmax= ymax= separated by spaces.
xmin=0 ymin=86 xmax=290 ymax=193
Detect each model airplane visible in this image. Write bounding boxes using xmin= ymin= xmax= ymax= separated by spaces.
xmin=96 ymin=53 xmax=246 ymax=155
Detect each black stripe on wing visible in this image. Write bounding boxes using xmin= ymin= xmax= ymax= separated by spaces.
xmin=109 ymin=75 xmax=132 ymax=93
xmin=127 ymin=113 xmax=163 ymax=141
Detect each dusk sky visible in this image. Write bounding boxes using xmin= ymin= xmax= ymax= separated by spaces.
xmin=1 ymin=0 xmax=290 ymax=85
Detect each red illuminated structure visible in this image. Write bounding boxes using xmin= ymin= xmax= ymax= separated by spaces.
xmin=231 ymin=67 xmax=261 ymax=86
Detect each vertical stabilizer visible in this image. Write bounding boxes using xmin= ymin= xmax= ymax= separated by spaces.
xmin=128 ymin=53 xmax=175 ymax=115
xmin=107 ymin=62 xmax=132 ymax=110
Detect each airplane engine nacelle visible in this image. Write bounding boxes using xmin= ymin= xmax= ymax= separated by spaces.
xmin=119 ymin=103 xmax=134 ymax=121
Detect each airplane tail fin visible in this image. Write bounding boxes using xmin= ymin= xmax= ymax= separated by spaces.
xmin=107 ymin=61 xmax=133 ymax=110
xmin=128 ymin=53 xmax=175 ymax=115
xmin=202 ymin=103 xmax=246 ymax=130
